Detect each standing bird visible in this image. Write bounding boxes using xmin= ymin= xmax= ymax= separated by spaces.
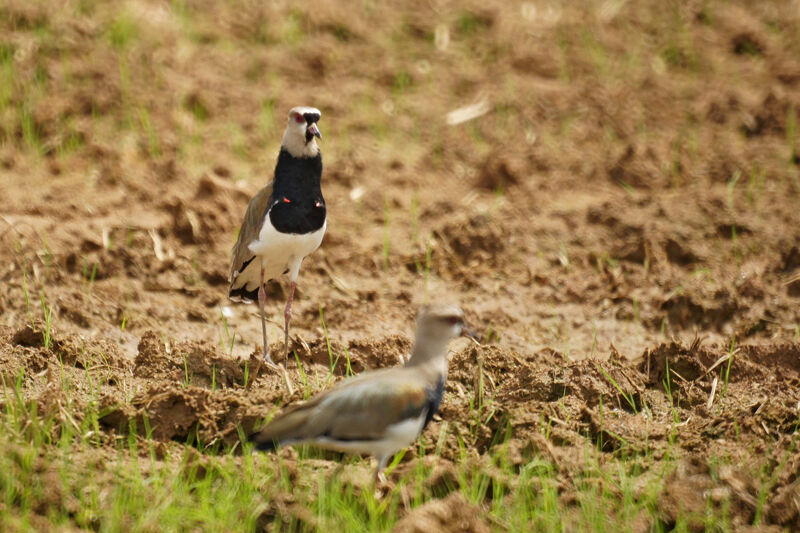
xmin=248 ymin=305 xmax=475 ymax=481
xmin=229 ymin=106 xmax=326 ymax=368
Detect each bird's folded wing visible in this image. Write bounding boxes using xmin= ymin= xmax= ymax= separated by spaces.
xmin=229 ymin=182 xmax=273 ymax=283
xmin=313 ymin=379 xmax=429 ymax=440
xmin=252 ymin=374 xmax=431 ymax=446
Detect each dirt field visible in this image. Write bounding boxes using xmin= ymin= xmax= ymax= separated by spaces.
xmin=1 ymin=0 xmax=800 ymax=530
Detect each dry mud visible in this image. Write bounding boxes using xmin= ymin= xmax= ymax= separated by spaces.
xmin=1 ymin=0 xmax=800 ymax=529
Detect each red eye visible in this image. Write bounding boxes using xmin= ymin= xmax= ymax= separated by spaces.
xmin=294 ymin=113 xmax=304 ymax=123
xmin=447 ymin=317 xmax=461 ymax=326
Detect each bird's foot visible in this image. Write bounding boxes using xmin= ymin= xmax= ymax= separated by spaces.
xmin=263 ymin=354 xmax=281 ymax=370
xmin=377 ymin=471 xmax=389 ymax=486
xmin=372 ymin=471 xmax=391 ymax=500
xmin=255 ymin=349 xmax=294 ymax=395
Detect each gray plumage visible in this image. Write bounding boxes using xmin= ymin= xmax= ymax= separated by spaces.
xmin=228 ymin=182 xmax=273 ymax=293
xmin=249 ymin=304 xmax=473 ymax=478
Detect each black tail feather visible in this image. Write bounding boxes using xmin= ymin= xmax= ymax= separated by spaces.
xmin=248 ymin=432 xmax=279 ymax=452
xmin=229 ymin=285 xmax=259 ymax=302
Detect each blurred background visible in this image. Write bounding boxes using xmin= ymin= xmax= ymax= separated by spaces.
xmin=1 ymin=0 xmax=799 ymax=360
xmin=2 ymin=2 xmax=800 ymax=529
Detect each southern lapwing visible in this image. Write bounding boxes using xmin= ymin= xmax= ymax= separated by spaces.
xmin=248 ymin=305 xmax=475 ymax=481
xmin=229 ymin=106 xmax=326 ymax=368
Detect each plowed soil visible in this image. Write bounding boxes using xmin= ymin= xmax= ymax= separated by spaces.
xmin=1 ymin=0 xmax=800 ymax=529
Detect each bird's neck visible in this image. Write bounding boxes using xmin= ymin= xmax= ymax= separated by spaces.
xmin=405 ymin=336 xmax=449 ymax=377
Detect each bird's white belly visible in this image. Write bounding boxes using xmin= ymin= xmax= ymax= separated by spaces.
xmin=248 ymin=219 xmax=326 ymax=280
xmin=313 ymin=412 xmax=427 ymax=458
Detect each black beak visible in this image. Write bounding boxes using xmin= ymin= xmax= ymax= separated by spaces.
xmin=461 ymin=323 xmax=480 ymax=342
xmin=307 ymin=122 xmax=322 ymax=139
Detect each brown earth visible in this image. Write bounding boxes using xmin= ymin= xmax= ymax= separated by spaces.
xmin=1 ymin=0 xmax=800 ymax=529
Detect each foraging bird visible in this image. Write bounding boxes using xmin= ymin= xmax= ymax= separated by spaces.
xmin=229 ymin=106 xmax=326 ymax=367
xmin=249 ymin=305 xmax=475 ymax=480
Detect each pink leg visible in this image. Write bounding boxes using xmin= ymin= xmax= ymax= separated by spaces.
xmin=283 ymin=281 xmax=296 ymax=361
xmin=258 ymin=267 xmax=276 ymax=367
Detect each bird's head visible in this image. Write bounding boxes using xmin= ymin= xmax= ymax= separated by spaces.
xmin=282 ymin=106 xmax=322 ymax=158
xmin=416 ymin=304 xmax=477 ymax=343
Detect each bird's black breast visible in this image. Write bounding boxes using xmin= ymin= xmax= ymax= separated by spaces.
xmin=422 ymin=376 xmax=445 ymax=430
xmin=268 ymin=197 xmax=326 ymax=234
xmin=268 ymin=149 xmax=326 ymax=235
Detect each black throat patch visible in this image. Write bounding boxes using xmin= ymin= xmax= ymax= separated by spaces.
xmin=303 ymin=114 xmax=321 ymax=143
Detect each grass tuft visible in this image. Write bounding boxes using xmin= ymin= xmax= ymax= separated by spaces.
xmin=39 ymin=290 xmax=53 ymax=350
xmin=108 ymin=15 xmax=139 ymax=50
